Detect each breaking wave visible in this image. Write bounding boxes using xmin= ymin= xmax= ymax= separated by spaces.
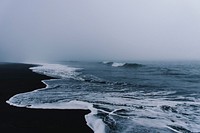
xmin=102 ymin=61 xmax=144 ymax=68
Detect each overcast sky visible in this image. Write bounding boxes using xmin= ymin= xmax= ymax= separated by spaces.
xmin=0 ymin=0 xmax=200 ymax=62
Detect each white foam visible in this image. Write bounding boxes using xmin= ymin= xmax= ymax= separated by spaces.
xmin=7 ymin=87 xmax=200 ymax=132
xmin=7 ymin=98 xmax=106 ymax=133
xmin=30 ymin=63 xmax=84 ymax=81
xmin=97 ymin=92 xmax=200 ymax=132
xmin=6 ymin=96 xmax=29 ymax=107
xmin=102 ymin=61 xmax=110 ymax=64
xmin=85 ymin=110 xmax=106 ymax=133
xmin=143 ymin=91 xmax=177 ymax=96
xmin=26 ymin=100 xmax=92 ymax=110
xmin=112 ymin=62 xmax=125 ymax=67
xmin=31 ymin=100 xmax=106 ymax=133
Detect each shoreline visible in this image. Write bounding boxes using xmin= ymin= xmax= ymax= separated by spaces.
xmin=0 ymin=63 xmax=93 ymax=133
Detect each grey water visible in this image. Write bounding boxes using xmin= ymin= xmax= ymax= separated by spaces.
xmin=8 ymin=61 xmax=200 ymax=133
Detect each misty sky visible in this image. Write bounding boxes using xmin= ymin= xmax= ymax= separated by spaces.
xmin=0 ymin=0 xmax=200 ymax=62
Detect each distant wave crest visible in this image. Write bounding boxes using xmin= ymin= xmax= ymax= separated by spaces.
xmin=102 ymin=61 xmax=144 ymax=68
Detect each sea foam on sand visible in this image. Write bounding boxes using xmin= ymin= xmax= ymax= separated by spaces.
xmin=6 ymin=63 xmax=106 ymax=133
xmin=7 ymin=98 xmax=106 ymax=133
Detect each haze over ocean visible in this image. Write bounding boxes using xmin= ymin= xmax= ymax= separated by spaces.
xmin=0 ymin=0 xmax=200 ymax=62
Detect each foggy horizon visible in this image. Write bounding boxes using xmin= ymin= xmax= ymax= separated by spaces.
xmin=1 ymin=0 xmax=200 ymax=62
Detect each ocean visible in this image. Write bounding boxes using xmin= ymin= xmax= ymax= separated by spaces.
xmin=7 ymin=61 xmax=200 ymax=133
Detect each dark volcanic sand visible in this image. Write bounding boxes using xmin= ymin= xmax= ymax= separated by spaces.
xmin=0 ymin=63 xmax=93 ymax=133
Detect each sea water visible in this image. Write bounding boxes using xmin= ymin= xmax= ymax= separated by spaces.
xmin=7 ymin=61 xmax=200 ymax=133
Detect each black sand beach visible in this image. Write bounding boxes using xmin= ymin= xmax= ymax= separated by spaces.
xmin=0 ymin=63 xmax=93 ymax=133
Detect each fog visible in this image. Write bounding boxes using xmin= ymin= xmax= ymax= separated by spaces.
xmin=0 ymin=0 xmax=200 ymax=62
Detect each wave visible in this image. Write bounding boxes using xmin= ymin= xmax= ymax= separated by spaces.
xmin=102 ymin=61 xmax=113 ymax=65
xmin=81 ymin=74 xmax=108 ymax=84
xmin=102 ymin=61 xmax=144 ymax=68
xmin=30 ymin=63 xmax=84 ymax=81
xmin=122 ymin=63 xmax=144 ymax=68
